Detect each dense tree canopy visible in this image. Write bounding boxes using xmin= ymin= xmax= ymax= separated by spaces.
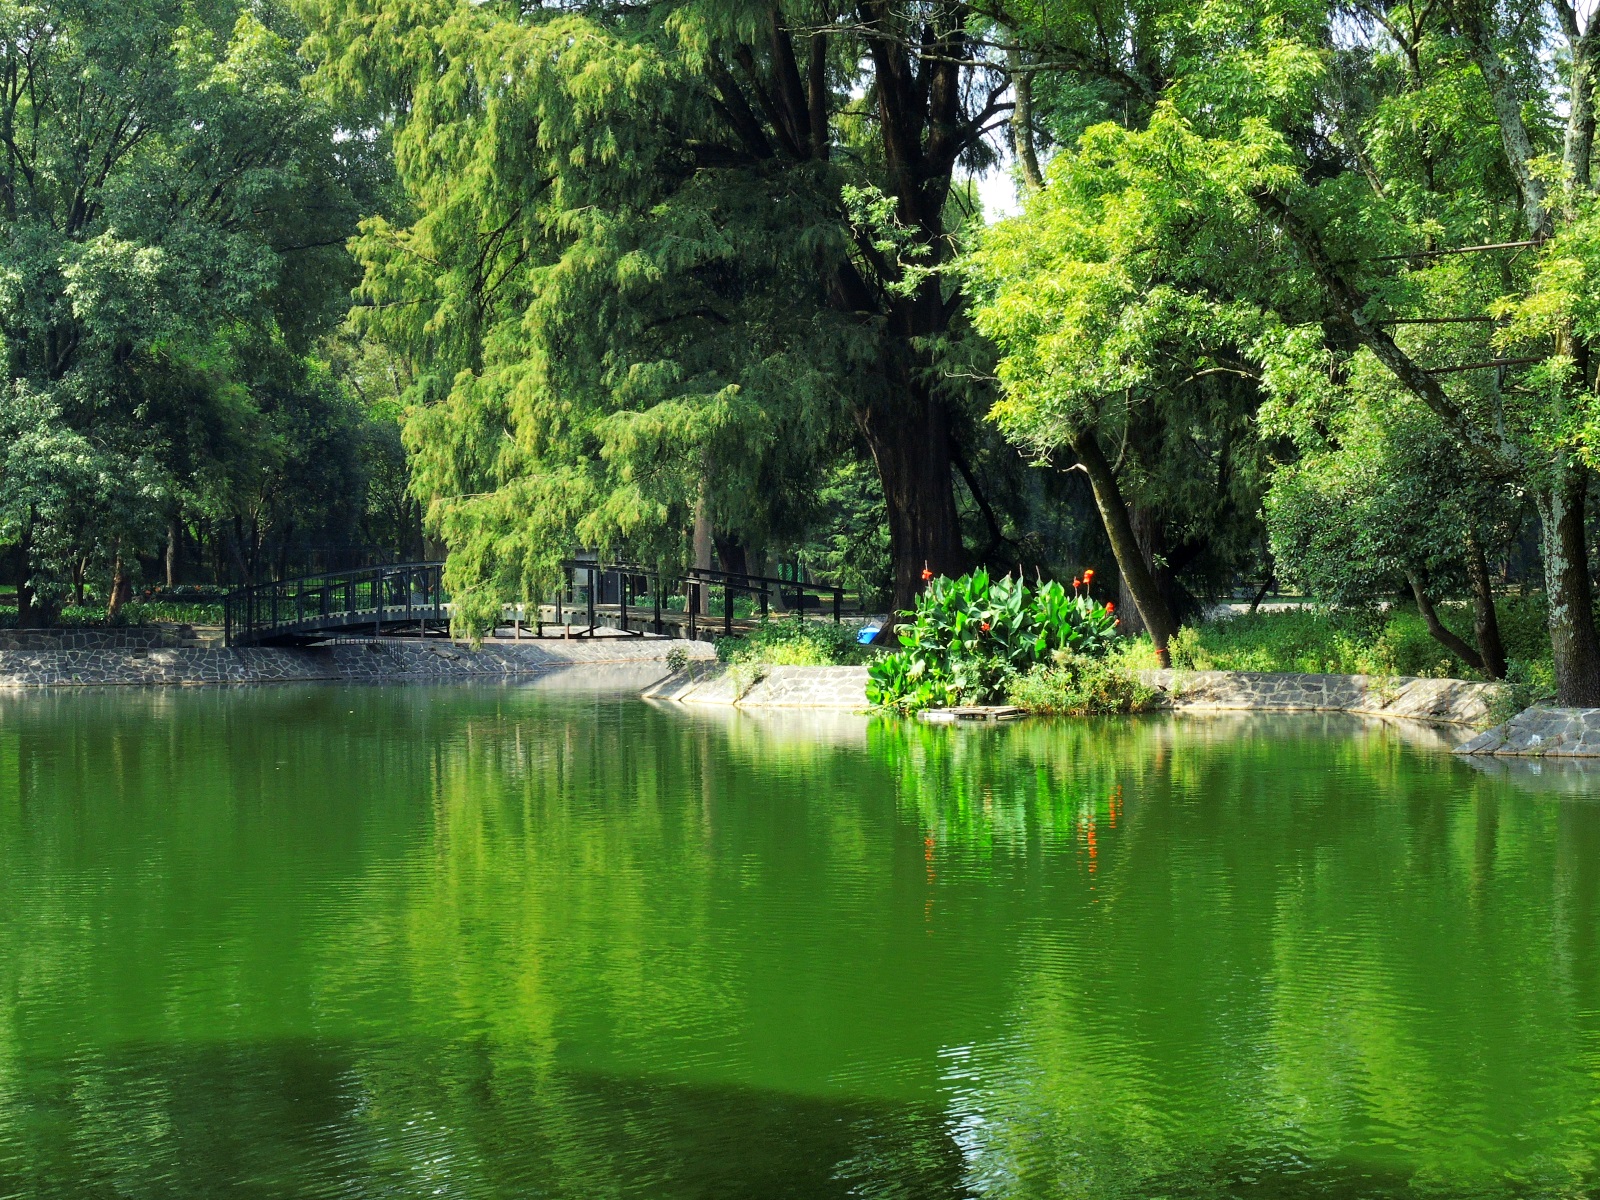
xmin=970 ymin=0 xmax=1600 ymax=697
xmin=6 ymin=0 xmax=1600 ymax=703
xmin=0 ymin=0 xmax=407 ymax=619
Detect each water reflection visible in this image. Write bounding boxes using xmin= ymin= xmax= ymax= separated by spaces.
xmin=0 ymin=688 xmax=1597 ymax=1197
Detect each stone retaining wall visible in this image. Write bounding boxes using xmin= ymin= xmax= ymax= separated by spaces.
xmin=647 ymin=663 xmax=1504 ymax=723
xmin=1455 ymin=707 xmax=1600 ymax=756
xmin=0 ymin=636 xmax=711 ymax=688
xmin=1140 ymin=669 xmax=1503 ymax=727
xmin=644 ymin=664 xmax=870 ymax=709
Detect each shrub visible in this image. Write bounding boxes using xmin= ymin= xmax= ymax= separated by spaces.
xmin=1153 ymin=594 xmax=1562 ymax=683
xmin=866 ymin=568 xmax=1120 ymax=711
xmin=715 ymin=617 xmax=871 ymax=667
xmin=1484 ymin=658 xmax=1555 ymax=726
xmin=1006 ymin=653 xmax=1160 ymax=716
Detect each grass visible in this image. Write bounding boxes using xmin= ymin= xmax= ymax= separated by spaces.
xmin=715 ymin=617 xmax=875 ymax=667
xmin=1122 ymin=595 xmax=1553 ymax=683
xmin=1006 ymin=649 xmax=1161 ymax=716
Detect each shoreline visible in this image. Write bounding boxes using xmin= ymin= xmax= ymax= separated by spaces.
xmin=0 ymin=634 xmax=711 ymax=688
xmin=643 ymin=663 xmax=1505 ymax=727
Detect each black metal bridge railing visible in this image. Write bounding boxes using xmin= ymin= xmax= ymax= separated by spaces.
xmin=225 ymin=563 xmax=447 ymax=647
xmin=549 ymin=561 xmax=850 ymax=640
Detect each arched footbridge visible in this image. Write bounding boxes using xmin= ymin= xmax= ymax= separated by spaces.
xmin=224 ymin=560 xmax=864 ymax=647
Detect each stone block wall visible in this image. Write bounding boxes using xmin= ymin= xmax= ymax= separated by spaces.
xmin=1139 ymin=670 xmax=1503 ymax=727
xmin=644 ymin=664 xmax=870 ymax=709
xmin=0 ymin=636 xmax=712 ymax=688
xmin=1455 ymin=707 xmax=1600 ymax=756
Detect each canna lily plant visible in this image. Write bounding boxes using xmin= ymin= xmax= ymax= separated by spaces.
xmin=866 ymin=569 xmax=1120 ymax=711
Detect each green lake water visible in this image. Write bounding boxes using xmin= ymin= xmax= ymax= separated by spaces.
xmin=2 ymin=678 xmax=1599 ymax=1199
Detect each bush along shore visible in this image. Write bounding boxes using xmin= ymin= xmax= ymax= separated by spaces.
xmin=864 ymin=569 xmax=1157 ymax=716
xmin=705 ymin=572 xmax=1536 ymax=722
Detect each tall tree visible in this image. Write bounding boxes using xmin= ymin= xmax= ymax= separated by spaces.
xmin=300 ymin=0 xmax=1019 ymax=626
xmin=974 ymin=0 xmax=1600 ymax=701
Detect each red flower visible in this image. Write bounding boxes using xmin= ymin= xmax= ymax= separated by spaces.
xmin=1073 ymin=576 xmax=1082 ymax=589
xmin=980 ymin=621 xmax=991 ymax=632
xmin=1105 ymin=601 xmax=1114 ymax=613
xmin=921 ymin=567 xmax=934 ymax=582
xmin=1083 ymin=569 xmax=1095 ymax=584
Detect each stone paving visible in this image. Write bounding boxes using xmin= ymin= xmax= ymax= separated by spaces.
xmin=1139 ymin=669 xmax=1503 ymax=727
xmin=652 ymin=664 xmax=1506 ymax=720
xmin=1454 ymin=706 xmax=1600 ymax=757
xmin=0 ymin=636 xmax=712 ymax=688
xmin=643 ymin=664 xmax=870 ymax=709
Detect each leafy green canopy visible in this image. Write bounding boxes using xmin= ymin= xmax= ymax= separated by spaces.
xmin=301 ymin=0 xmax=1012 ymax=629
xmin=969 ymin=0 xmax=1600 ymax=697
xmin=0 ymin=0 xmax=379 ymax=608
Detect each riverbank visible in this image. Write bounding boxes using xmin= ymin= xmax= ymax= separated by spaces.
xmin=0 ymin=633 xmax=712 ymax=687
xmin=643 ymin=662 xmax=1505 ymax=725
xmin=0 ymin=636 xmax=1506 ymax=733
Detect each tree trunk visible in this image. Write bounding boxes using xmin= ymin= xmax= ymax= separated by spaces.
xmin=1534 ymin=465 xmax=1600 ymax=704
xmin=165 ymin=520 xmax=178 ymax=589
xmin=692 ymin=480 xmax=714 ymax=615
xmin=858 ymin=376 xmax=965 ymax=613
xmin=1069 ymin=428 xmax=1176 ymax=664
xmin=1408 ymin=572 xmax=1486 ymax=674
xmin=1116 ymin=503 xmax=1159 ymax=638
xmin=106 ymin=546 xmax=132 ymax=624
xmin=1007 ymin=47 xmax=1044 ymax=192
xmin=1465 ymin=527 xmax=1508 ymax=679
xmin=14 ymin=519 xmax=36 ymax=628
xmin=712 ymin=532 xmax=749 ymax=578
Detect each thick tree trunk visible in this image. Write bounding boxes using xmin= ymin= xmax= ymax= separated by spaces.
xmin=1408 ymin=572 xmax=1486 ymax=674
xmin=692 ymin=482 xmax=713 ymax=615
xmin=1070 ymin=428 xmax=1176 ymax=664
xmin=14 ymin=520 xmax=36 ymax=627
xmin=858 ymin=376 xmax=965 ymax=613
xmin=1534 ymin=465 xmax=1600 ymax=705
xmin=1116 ymin=503 xmax=1159 ymax=638
xmin=1464 ymin=528 xmax=1508 ymax=679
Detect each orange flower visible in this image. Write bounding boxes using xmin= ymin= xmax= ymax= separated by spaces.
xmin=1105 ymin=601 xmax=1114 ymax=613
xmin=1073 ymin=576 xmax=1082 ymax=589
xmin=1114 ymin=618 xmax=1121 ymax=626
xmin=921 ymin=567 xmax=933 ymax=582
xmin=980 ymin=621 xmax=991 ymax=633
xmin=1083 ymin=569 xmax=1095 ymax=583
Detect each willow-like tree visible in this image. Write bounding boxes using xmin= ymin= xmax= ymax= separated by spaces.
xmin=299 ymin=0 xmax=1018 ymax=626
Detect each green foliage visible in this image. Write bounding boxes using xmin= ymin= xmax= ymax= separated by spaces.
xmin=866 ymin=570 xmax=1121 ymax=711
xmin=302 ymin=0 xmax=1016 ymax=631
xmin=1162 ymin=601 xmax=1547 ymax=680
xmin=0 ymin=0 xmax=395 ymax=615
xmin=715 ymin=618 xmax=870 ymax=667
xmin=1485 ymin=659 xmax=1557 ymax=726
xmin=1006 ymin=653 xmax=1159 ymax=716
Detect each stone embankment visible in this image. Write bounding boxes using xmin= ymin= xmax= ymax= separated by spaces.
xmin=648 ymin=662 xmax=1506 ymax=725
xmin=1455 ymin=707 xmax=1600 ymax=757
xmin=0 ymin=631 xmax=711 ymax=688
xmin=1140 ymin=669 xmax=1503 ymax=727
xmin=644 ymin=664 xmax=869 ymax=708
